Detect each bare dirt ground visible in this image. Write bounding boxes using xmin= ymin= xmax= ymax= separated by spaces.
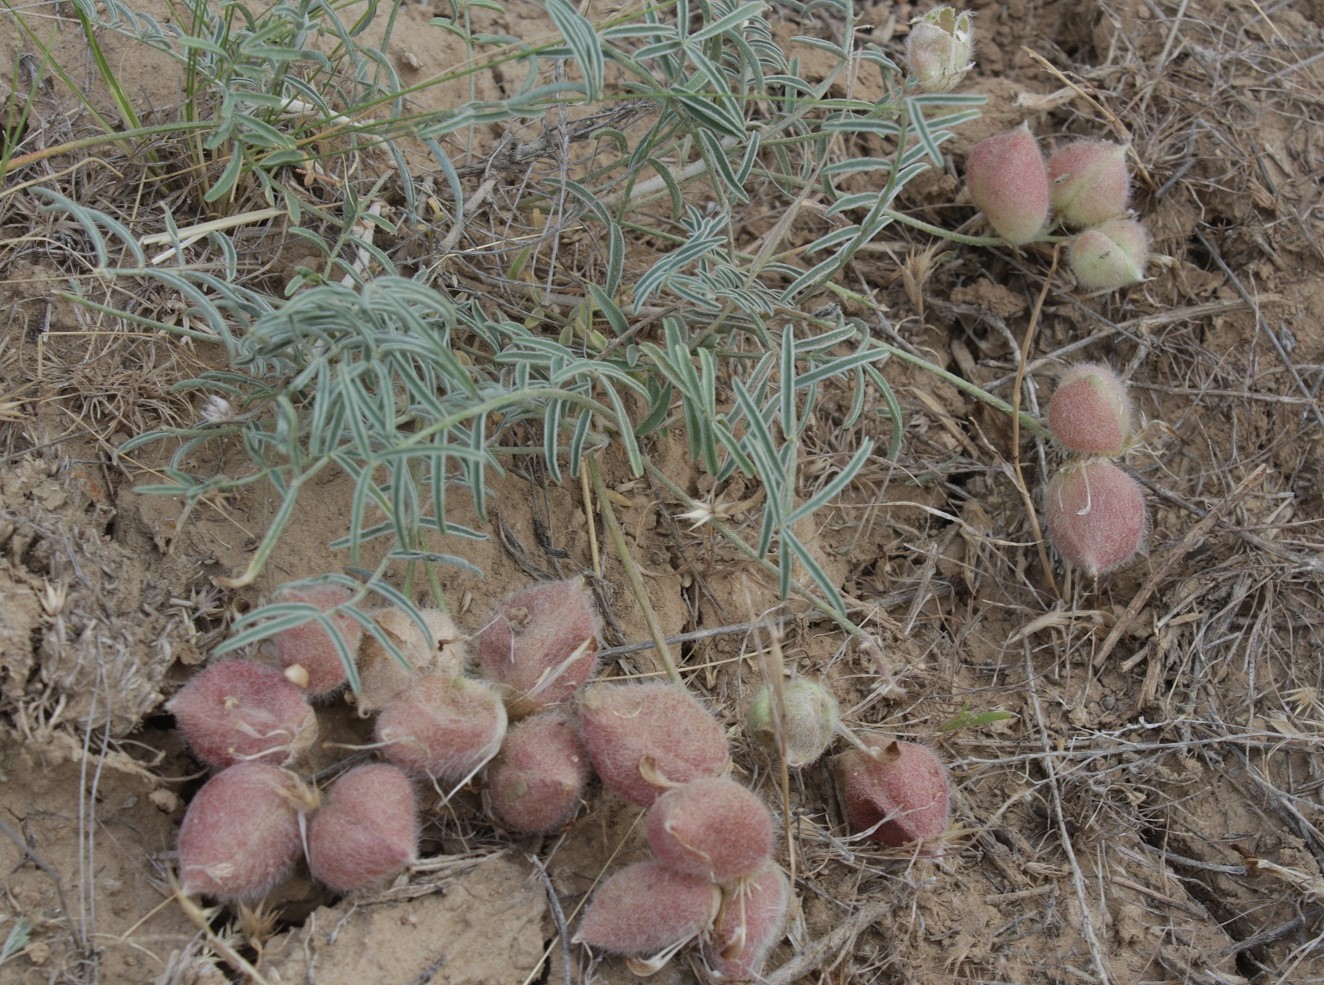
xmin=2 ymin=0 xmax=1323 ymax=983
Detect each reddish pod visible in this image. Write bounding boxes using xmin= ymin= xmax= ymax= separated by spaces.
xmin=645 ymin=776 xmax=774 ymax=884
xmin=307 ymin=763 xmax=418 ymax=892
xmin=375 ymin=672 xmax=508 ymax=784
xmin=354 ymin=606 xmax=465 ymax=715
xmin=1045 ymin=461 xmax=1148 ymax=576
xmin=1047 ymin=139 xmax=1131 ymax=229
xmin=965 ymin=124 xmax=1050 ymax=246
xmin=476 ymin=578 xmax=599 ymax=718
xmin=1046 ymin=362 xmax=1132 ymax=456
xmin=177 ymin=762 xmax=316 ymax=901
xmin=832 ymin=738 xmax=950 ymax=855
xmin=578 ymin=682 xmax=730 ymax=807
xmin=574 ymin=859 xmax=721 ymax=959
xmin=487 ymin=710 xmax=591 ymax=834
xmin=271 ymin=580 xmax=364 ymax=697
xmin=702 ymin=860 xmax=792 ymax=982
xmin=167 ymin=659 xmax=317 ymax=769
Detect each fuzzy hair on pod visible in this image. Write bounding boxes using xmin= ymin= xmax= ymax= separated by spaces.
xmin=702 ymin=860 xmax=792 ymax=983
xmin=375 ymin=672 xmax=508 ymax=783
xmin=271 ymin=581 xmax=364 ymax=697
xmin=487 ymin=710 xmax=590 ymax=834
xmin=476 ymin=578 xmax=599 ymax=718
xmin=832 ymin=738 xmax=950 ymax=855
xmin=965 ymin=124 xmax=1050 ymax=246
xmin=1068 ymin=218 xmax=1149 ymax=290
xmin=645 ymin=776 xmax=774 ymax=884
xmin=177 ymin=762 xmax=315 ymax=901
xmin=573 ymin=859 xmax=721 ymax=959
xmin=1045 ymin=461 xmax=1148 ymax=576
xmin=1047 ymin=139 xmax=1130 ymax=229
xmin=1046 ymin=363 xmax=1132 ymax=456
xmin=746 ymin=677 xmax=840 ymax=768
xmin=354 ymin=607 xmax=465 ymax=716
xmin=578 ymin=682 xmax=730 ymax=807
xmin=307 ymin=763 xmax=418 ymax=892
xmin=167 ymin=659 xmax=317 ymax=769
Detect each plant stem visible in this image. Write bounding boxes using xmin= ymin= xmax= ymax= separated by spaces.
xmin=586 ymin=457 xmax=682 ymax=685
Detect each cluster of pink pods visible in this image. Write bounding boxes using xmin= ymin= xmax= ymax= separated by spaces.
xmin=170 ymin=575 xmax=956 ymax=980
xmin=965 ymin=124 xmax=1150 ymax=290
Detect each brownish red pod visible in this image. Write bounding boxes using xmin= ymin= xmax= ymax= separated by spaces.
xmin=577 ymin=681 xmax=730 ymax=807
xmin=177 ymin=762 xmax=317 ymax=901
xmin=476 ymin=578 xmax=599 ymax=718
xmin=167 ymin=658 xmax=317 ymax=769
xmin=307 ymin=763 xmax=418 ymax=892
xmin=832 ymin=738 xmax=950 ymax=855
xmin=487 ymin=710 xmax=590 ymax=834
xmin=645 ymin=776 xmax=773 ymax=883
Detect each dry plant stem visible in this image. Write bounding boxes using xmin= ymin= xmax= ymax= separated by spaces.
xmin=174 ymin=888 xmax=275 ymax=985
xmin=1192 ymin=227 xmax=1324 ymax=433
xmin=1021 ymin=641 xmax=1114 ymax=985
xmin=523 ymin=853 xmax=572 ymax=985
xmin=1012 ymin=246 xmax=1060 ymax=598
xmin=586 ymin=457 xmax=681 ymax=684
xmin=763 ymin=897 xmax=894 ymax=984
xmin=1019 ymin=46 xmax=1152 ymax=190
xmin=748 ymin=588 xmax=797 ymax=884
xmin=643 ymin=462 xmax=866 ymax=637
xmin=1091 ymin=464 xmax=1267 ymax=667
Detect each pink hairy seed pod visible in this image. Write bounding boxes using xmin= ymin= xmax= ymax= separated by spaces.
xmin=645 ymin=776 xmax=774 ymax=883
xmin=307 ymin=763 xmax=418 ymax=892
xmin=965 ymin=123 xmax=1050 ymax=246
xmin=831 ymin=738 xmax=950 ymax=855
xmin=573 ymin=859 xmax=721 ymax=959
xmin=476 ymin=577 xmax=599 ymax=718
xmin=167 ymin=659 xmax=317 ymax=769
xmin=177 ymin=762 xmax=317 ymax=901
xmin=1046 ymin=362 xmax=1132 ymax=456
xmin=702 ymin=860 xmax=792 ymax=983
xmin=487 ymin=710 xmax=590 ymax=834
xmin=354 ymin=607 xmax=465 ymax=716
xmin=1047 ymin=139 xmax=1131 ymax=229
xmin=1045 ymin=461 xmax=1147 ymax=577
xmin=1068 ymin=217 xmax=1150 ymax=290
xmin=375 ymin=672 xmax=508 ymax=783
xmin=578 ymin=682 xmax=731 ymax=807
xmin=746 ymin=676 xmax=840 ymax=768
xmin=271 ymin=581 xmax=364 ymax=697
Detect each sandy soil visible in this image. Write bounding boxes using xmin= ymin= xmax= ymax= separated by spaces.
xmin=2 ymin=0 xmax=1323 ymax=983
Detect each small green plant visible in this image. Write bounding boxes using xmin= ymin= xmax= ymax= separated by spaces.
xmin=746 ymin=675 xmax=840 ymax=767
